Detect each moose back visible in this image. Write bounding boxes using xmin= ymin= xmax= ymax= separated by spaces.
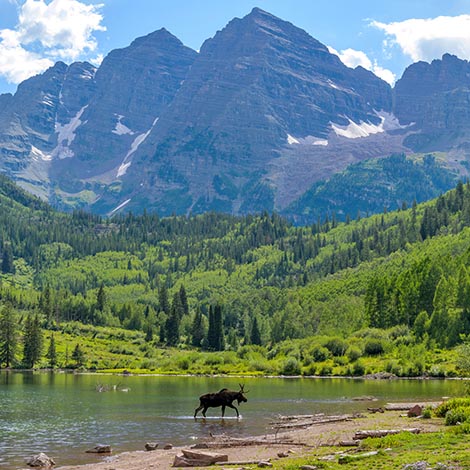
xmin=194 ymin=384 xmax=248 ymax=418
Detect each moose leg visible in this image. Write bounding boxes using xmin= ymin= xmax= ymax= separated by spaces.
xmin=221 ymin=405 xmax=226 ymax=417
xmin=202 ymin=406 xmax=208 ymax=418
xmin=227 ymin=403 xmax=239 ymax=417
xmin=194 ymin=404 xmax=204 ymax=418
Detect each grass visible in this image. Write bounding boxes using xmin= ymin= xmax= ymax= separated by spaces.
xmin=272 ymin=430 xmax=470 ymax=469
xmin=31 ymin=322 xmax=459 ymax=377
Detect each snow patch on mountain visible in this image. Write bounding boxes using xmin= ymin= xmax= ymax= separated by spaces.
xmin=31 ymin=145 xmax=52 ymax=161
xmin=53 ymin=106 xmax=87 ymax=159
xmin=109 ymin=198 xmax=131 ymax=215
xmin=287 ymin=134 xmax=300 ymax=145
xmin=116 ymin=117 xmax=159 ymax=178
xmin=332 ymin=112 xmax=405 ymax=139
xmin=112 ymin=115 xmax=135 ymax=136
xmin=287 ymin=134 xmax=329 ymax=146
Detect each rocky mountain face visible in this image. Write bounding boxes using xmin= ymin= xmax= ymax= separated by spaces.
xmin=394 ymin=53 xmax=470 ymax=152
xmin=0 ymin=8 xmax=468 ymax=218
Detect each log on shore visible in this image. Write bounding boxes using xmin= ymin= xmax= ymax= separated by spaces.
xmin=173 ymin=450 xmax=228 ymax=467
xmin=271 ymin=414 xmax=354 ymax=430
xmin=353 ymin=428 xmax=420 ymax=440
xmin=385 ymin=402 xmax=441 ymax=411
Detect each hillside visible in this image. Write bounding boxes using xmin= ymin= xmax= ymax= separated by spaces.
xmin=1 ymin=177 xmax=470 ymax=375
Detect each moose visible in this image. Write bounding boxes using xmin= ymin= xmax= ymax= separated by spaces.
xmin=194 ymin=384 xmax=248 ymax=418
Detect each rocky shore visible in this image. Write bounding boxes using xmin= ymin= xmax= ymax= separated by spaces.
xmin=51 ymin=404 xmax=444 ymax=470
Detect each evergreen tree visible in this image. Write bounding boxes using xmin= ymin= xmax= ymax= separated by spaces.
xmin=96 ymin=283 xmax=106 ymax=312
xmin=190 ymin=308 xmax=205 ymax=347
xmin=1 ymin=243 xmax=15 ymax=274
xmin=158 ymin=283 xmax=170 ymax=314
xmin=250 ymin=315 xmax=262 ymax=345
xmin=0 ymin=303 xmax=18 ymax=367
xmin=22 ymin=314 xmax=44 ymax=368
xmin=207 ymin=305 xmax=224 ymax=351
xmin=179 ymin=285 xmax=189 ymax=316
xmin=165 ymin=300 xmax=180 ymax=346
xmin=46 ymin=334 xmax=58 ymax=368
xmin=72 ymin=343 xmax=85 ymax=367
xmin=145 ymin=323 xmax=153 ymax=342
xmin=206 ymin=305 xmax=215 ymax=350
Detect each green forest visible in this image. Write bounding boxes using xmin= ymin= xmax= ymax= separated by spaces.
xmin=1 ymin=173 xmax=470 ymax=377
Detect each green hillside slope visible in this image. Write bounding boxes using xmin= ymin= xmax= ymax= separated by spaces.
xmin=1 ymin=176 xmax=470 ymax=376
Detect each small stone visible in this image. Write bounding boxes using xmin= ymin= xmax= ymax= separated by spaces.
xmin=163 ymin=443 xmax=173 ymax=450
xmin=277 ymin=451 xmax=289 ymax=458
xmin=300 ymin=466 xmax=318 ymax=470
xmin=145 ymin=443 xmax=159 ymax=451
xmin=26 ymin=453 xmax=55 ymax=468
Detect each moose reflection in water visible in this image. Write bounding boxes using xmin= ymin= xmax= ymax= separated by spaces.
xmin=194 ymin=384 xmax=248 ymax=418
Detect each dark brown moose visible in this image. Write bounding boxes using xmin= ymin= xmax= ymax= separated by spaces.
xmin=194 ymin=384 xmax=248 ymax=418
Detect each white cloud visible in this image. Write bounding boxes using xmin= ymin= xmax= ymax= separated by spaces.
xmin=328 ymin=46 xmax=396 ymax=85
xmin=0 ymin=29 xmax=54 ymax=83
xmin=371 ymin=15 xmax=470 ymax=63
xmin=0 ymin=0 xmax=105 ymax=84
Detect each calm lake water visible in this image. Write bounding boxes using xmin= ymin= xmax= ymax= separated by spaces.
xmin=0 ymin=372 xmax=463 ymax=469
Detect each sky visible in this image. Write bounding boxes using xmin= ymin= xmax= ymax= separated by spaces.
xmin=1 ymin=0 xmax=470 ymax=94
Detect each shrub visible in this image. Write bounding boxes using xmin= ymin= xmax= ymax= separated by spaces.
xmin=364 ymin=339 xmax=385 ymax=356
xmin=445 ymin=407 xmax=470 ymax=426
xmin=436 ymin=398 xmax=470 ymax=420
xmin=318 ymin=364 xmax=333 ymax=376
xmin=280 ymin=358 xmax=301 ymax=376
xmin=351 ymin=361 xmax=365 ymax=376
xmin=421 ymin=406 xmax=433 ymax=419
xmin=324 ymin=338 xmax=347 ymax=357
xmin=346 ymin=346 xmax=362 ymax=362
xmin=310 ymin=345 xmax=331 ymax=362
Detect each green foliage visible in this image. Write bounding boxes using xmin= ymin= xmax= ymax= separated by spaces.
xmin=280 ymin=357 xmax=301 ymax=376
xmin=3 ymin=176 xmax=470 ymax=375
xmin=364 ymin=339 xmax=386 ymax=356
xmin=0 ymin=303 xmax=18 ymax=367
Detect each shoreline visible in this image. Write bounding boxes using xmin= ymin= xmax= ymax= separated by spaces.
xmin=54 ymin=406 xmax=446 ymax=470
xmin=2 ymin=367 xmax=467 ymax=380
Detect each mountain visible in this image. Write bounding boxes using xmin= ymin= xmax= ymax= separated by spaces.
xmin=92 ymin=7 xmax=399 ymax=215
xmin=50 ymin=28 xmax=197 ymax=210
xmin=0 ymin=8 xmax=469 ymax=219
xmin=394 ymin=53 xmax=470 ymax=153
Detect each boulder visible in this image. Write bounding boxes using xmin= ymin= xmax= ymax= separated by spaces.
xmin=26 ymin=453 xmax=55 ymax=468
xmin=408 ymin=405 xmax=423 ymax=417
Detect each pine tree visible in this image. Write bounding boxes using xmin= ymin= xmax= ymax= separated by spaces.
xmin=22 ymin=314 xmax=44 ymax=368
xmin=72 ymin=343 xmax=85 ymax=367
xmin=1 ymin=243 xmax=15 ymax=274
xmin=208 ymin=305 xmax=224 ymax=351
xmin=165 ymin=300 xmax=180 ymax=346
xmin=0 ymin=303 xmax=18 ymax=367
xmin=250 ymin=315 xmax=262 ymax=345
xmin=179 ymin=285 xmax=189 ymax=315
xmin=96 ymin=283 xmax=106 ymax=312
xmin=190 ymin=308 xmax=205 ymax=347
xmin=158 ymin=283 xmax=170 ymax=314
xmin=46 ymin=334 xmax=58 ymax=368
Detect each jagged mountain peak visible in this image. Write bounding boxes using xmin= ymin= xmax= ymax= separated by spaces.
xmin=129 ymin=27 xmax=191 ymax=50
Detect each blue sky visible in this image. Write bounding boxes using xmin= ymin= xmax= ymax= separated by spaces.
xmin=1 ymin=0 xmax=470 ymax=94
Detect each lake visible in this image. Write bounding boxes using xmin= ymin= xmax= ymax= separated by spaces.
xmin=0 ymin=372 xmax=463 ymax=469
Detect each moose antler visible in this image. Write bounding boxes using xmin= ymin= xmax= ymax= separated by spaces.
xmin=239 ymin=383 xmax=249 ymax=393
